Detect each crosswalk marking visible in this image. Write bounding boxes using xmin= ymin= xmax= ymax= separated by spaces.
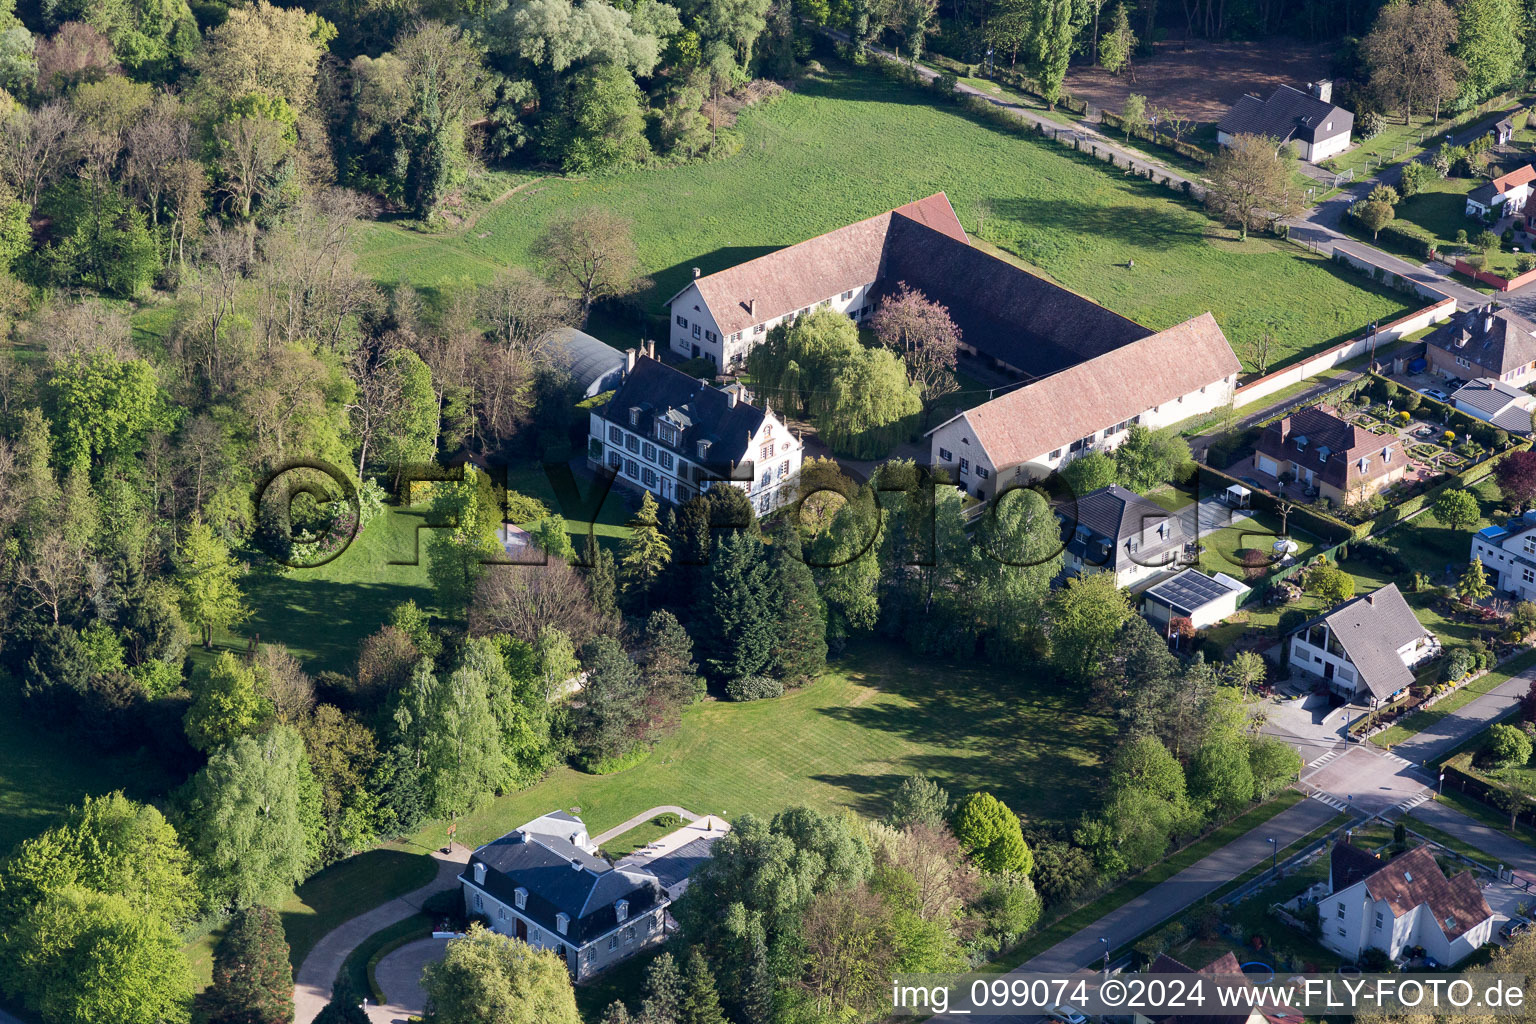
xmin=1308 ymin=749 xmax=1343 ymax=769
xmin=1310 ymin=793 xmax=1348 ymax=811
xmin=1396 ymin=792 xmax=1432 ymax=813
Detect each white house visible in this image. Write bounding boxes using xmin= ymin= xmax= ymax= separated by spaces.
xmin=1466 ymin=164 xmax=1536 ymax=220
xmin=1287 ymin=584 xmax=1435 ymax=704
xmin=1471 ymin=510 xmax=1536 ymax=600
xmin=459 ymin=811 xmax=670 ymax=980
xmin=664 ymin=193 xmax=968 ymax=369
xmin=587 ymin=346 xmax=802 ymax=515
xmin=1318 ymin=845 xmax=1494 ymax=966
xmin=1216 ymin=82 xmax=1353 ymax=163
xmin=1141 ymin=569 xmax=1251 ymax=631
xmin=1450 ymin=377 xmax=1536 ymax=433
xmin=926 ymin=314 xmax=1240 ymax=500
xmin=1062 ymin=485 xmax=1189 ymax=590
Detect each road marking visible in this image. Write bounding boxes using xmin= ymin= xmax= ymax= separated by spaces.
xmin=1396 ymin=792 xmax=1432 ymax=813
xmin=1308 ymin=749 xmax=1343 ymax=769
xmin=1309 ymin=793 xmax=1348 ymax=811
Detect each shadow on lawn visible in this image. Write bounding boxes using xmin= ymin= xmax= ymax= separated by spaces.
xmin=812 ymin=645 xmax=1113 ymax=824
xmin=992 ymin=194 xmax=1210 ymax=252
xmin=282 ymin=846 xmax=440 ymax=968
xmin=240 ymin=577 xmax=433 ymax=675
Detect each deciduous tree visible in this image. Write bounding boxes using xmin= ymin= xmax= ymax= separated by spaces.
xmin=421 ymin=926 xmax=581 ymax=1024
xmin=1206 ymin=133 xmax=1303 ymax=240
xmin=537 ymin=208 xmax=642 ymax=323
xmin=951 ymin=792 xmax=1031 ymax=874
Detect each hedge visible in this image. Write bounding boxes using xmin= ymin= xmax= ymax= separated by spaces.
xmin=1366 ymin=437 xmax=1532 ymax=535
xmin=1098 ymin=109 xmax=1215 ymax=164
xmin=1443 ymin=749 xmax=1536 ymax=830
xmin=1196 ymin=463 xmax=1356 ymax=545
xmin=1347 ymin=213 xmax=1438 ymax=261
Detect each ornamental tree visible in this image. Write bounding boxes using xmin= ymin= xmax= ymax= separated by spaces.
xmin=951 ymin=792 xmax=1032 ymax=874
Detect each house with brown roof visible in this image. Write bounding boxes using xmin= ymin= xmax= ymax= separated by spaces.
xmin=1287 ymin=583 xmax=1435 ymax=704
xmin=1135 ymin=952 xmax=1298 ymax=1024
xmin=664 ymin=193 xmax=973 ymax=369
xmin=1317 ymin=844 xmax=1494 ymax=965
xmin=1251 ymin=405 xmax=1407 ymax=506
xmin=925 ymin=314 xmax=1240 ymax=500
xmin=1466 ymin=164 xmax=1536 ymax=220
xmin=1424 ymin=304 xmax=1536 ymax=387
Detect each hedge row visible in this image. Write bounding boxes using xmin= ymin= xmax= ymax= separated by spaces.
xmin=1196 ymin=463 xmax=1357 ymax=546
xmin=1366 ymin=437 xmax=1531 ymax=535
xmin=1098 ymin=109 xmax=1215 ymax=165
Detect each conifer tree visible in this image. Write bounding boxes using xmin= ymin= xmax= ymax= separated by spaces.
xmin=741 ymin=933 xmax=774 ymax=1024
xmin=696 ymin=530 xmax=774 ymax=682
xmin=583 ymin=534 xmax=619 ymax=619
xmin=208 ymin=905 xmax=293 ymax=1024
xmin=766 ymin=526 xmax=826 ymax=685
xmin=1459 ymin=556 xmax=1494 ymax=604
xmin=598 ymin=1003 xmax=633 ymax=1024
xmin=640 ymin=609 xmax=705 ymax=713
xmin=313 ymin=978 xmax=369 ymax=1023
xmin=680 ymin=947 xmax=728 ymax=1024
xmin=620 ymin=491 xmax=671 ymax=609
xmin=641 ymin=951 xmax=685 ymax=1023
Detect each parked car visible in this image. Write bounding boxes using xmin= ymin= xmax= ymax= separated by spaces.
xmin=1051 ymin=1007 xmax=1088 ymax=1024
xmin=1446 ymin=377 xmax=1469 ymax=391
xmin=1501 ymin=918 xmax=1530 ymax=941
xmin=1418 ymin=387 xmax=1449 ymax=401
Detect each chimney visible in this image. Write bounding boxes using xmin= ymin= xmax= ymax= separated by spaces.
xmin=571 ymin=857 xmax=584 ymax=872
xmin=1485 ymin=310 xmax=1496 ymax=334
xmin=625 ymin=347 xmax=637 ymax=373
xmin=748 ymin=298 xmax=757 ymax=319
xmin=645 ymin=339 xmax=655 ymax=358
xmin=1310 ymin=79 xmax=1332 ymax=104
xmin=692 ymin=267 xmax=701 ymax=278
xmin=727 ymin=386 xmax=738 ymax=408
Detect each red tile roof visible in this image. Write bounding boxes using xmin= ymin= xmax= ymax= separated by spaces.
xmin=1360 ymin=846 xmax=1491 ymax=941
xmin=953 ymin=312 xmax=1240 ymax=467
xmin=1492 ymin=164 xmax=1536 ymax=192
xmin=674 ymin=193 xmax=968 ymax=338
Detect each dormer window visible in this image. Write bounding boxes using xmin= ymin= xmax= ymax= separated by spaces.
xmin=629 ymin=407 xmax=641 ymax=427
xmin=616 ymin=899 xmax=629 ymax=922
xmin=1359 ymin=458 xmax=1370 ymax=473
xmin=657 ymin=423 xmax=677 ymax=446
xmin=696 ymin=439 xmax=712 ymax=461
xmin=514 ymin=887 xmax=527 ymax=909
xmin=556 ymin=913 xmax=569 ymax=934
xmin=1383 ymin=447 xmax=1393 ymax=462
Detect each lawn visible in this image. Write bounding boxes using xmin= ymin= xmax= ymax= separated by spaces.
xmin=0 ymin=690 xmax=179 ymax=856
xmin=1372 ymin=648 xmax=1536 ymax=748
xmin=406 ymin=638 xmax=1116 ymax=853
xmin=281 ymin=844 xmax=440 ymax=969
xmin=230 ymin=463 xmax=638 ymax=675
xmin=355 ymin=62 xmax=1415 ymax=373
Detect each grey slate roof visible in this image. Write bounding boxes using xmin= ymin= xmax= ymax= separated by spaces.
xmin=1217 ymin=85 xmax=1352 ymax=145
xmin=1426 ymin=304 xmax=1536 ymax=376
xmin=1451 ymin=377 xmax=1534 ymax=432
xmin=877 ymin=215 xmax=1152 ymax=380
xmin=595 ymin=355 xmax=767 ymax=468
xmin=1330 ymin=840 xmax=1382 ymax=893
xmin=464 ymin=827 xmax=666 ymax=945
xmin=1062 ymin=484 xmax=1184 ymax=572
xmin=1467 ymin=181 xmax=1502 ymax=208
xmin=1292 ymin=583 xmax=1427 ymax=700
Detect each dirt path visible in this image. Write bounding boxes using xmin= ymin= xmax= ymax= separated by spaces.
xmin=461 ymin=175 xmax=547 ymax=234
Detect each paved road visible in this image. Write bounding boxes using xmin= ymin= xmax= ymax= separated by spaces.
xmin=293 ymin=845 xmax=469 ymax=1024
xmin=1407 ymin=798 xmax=1536 ymax=874
xmin=591 ymin=805 xmax=699 ymax=845
xmin=1022 ymin=797 xmax=1340 ymax=972
xmin=1387 ymin=664 xmax=1536 ymax=766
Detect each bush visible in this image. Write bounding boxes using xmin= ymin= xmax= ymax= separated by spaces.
xmin=1442 ymin=647 xmax=1475 ymax=683
xmin=725 ymin=674 xmax=783 ymax=701
xmin=1400 ymin=391 xmax=1421 ymax=412
xmin=1486 ymin=722 xmax=1533 ymax=769
xmin=1357 ymin=109 xmax=1385 ymax=140
xmin=651 ymin=812 xmax=682 ymax=828
xmin=1374 ymin=378 xmax=1400 ymax=403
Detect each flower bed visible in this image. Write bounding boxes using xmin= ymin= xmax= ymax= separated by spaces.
xmin=1408 ymin=443 xmax=1443 ymax=460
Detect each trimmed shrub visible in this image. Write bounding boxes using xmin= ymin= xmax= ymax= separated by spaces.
xmin=725 ymin=675 xmax=783 ymax=701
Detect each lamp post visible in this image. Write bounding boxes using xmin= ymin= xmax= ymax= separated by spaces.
xmin=1101 ymin=937 xmax=1110 ymax=976
xmin=1439 ymin=772 xmax=1446 ymax=796
xmin=1268 ymin=836 xmax=1277 ymax=876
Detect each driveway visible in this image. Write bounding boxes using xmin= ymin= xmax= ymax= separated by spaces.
xmin=294 ymin=845 xmax=470 ymax=1024
xmin=368 ymin=937 xmax=451 ymax=1023
xmin=1263 ymin=691 xmax=1348 ymax=761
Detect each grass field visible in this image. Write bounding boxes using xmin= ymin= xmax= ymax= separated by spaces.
xmin=0 ymin=691 xmax=179 ymax=855
xmin=400 ymin=637 xmax=1114 ymax=851
xmin=355 ymin=62 xmax=1415 ymax=373
xmin=281 ymin=845 xmax=440 ymax=968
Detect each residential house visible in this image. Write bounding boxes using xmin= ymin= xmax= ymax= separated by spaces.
xmin=459 ymin=811 xmax=670 ymax=980
xmin=1424 ymin=304 xmax=1536 ymax=386
xmin=927 ymin=314 xmax=1241 ymax=499
xmin=1135 ymin=953 xmax=1298 ymax=1024
xmin=664 ymin=193 xmax=971 ymax=369
xmin=1141 ymin=568 xmax=1251 ymax=632
xmin=666 ymin=192 xmax=1166 ymax=379
xmin=1251 ymin=405 xmax=1408 ymax=506
xmin=1062 ymin=485 xmax=1187 ymax=590
xmin=1215 ymin=81 xmax=1353 ymax=162
xmin=1465 ymin=164 xmax=1536 ymax=220
xmin=587 ymin=347 xmax=802 ymax=514
xmin=1495 ymin=118 xmax=1516 ymax=146
xmin=1450 ymin=377 xmax=1536 ymax=433
xmin=1471 ymin=509 xmax=1536 ymax=600
xmin=1287 ymin=584 xmax=1435 ymax=704
xmin=1317 ymin=845 xmax=1495 ymax=965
